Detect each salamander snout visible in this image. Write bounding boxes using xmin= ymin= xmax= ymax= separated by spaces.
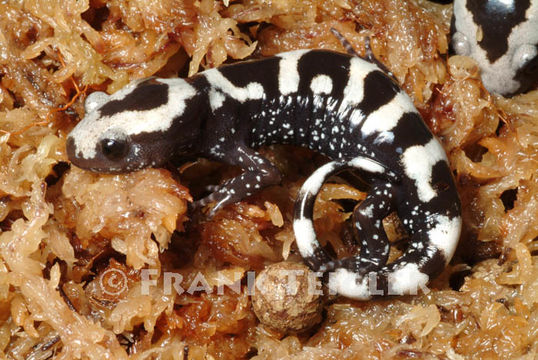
xmin=66 ymin=127 xmax=138 ymax=173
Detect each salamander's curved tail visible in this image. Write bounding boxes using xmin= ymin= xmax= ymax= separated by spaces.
xmin=293 ymin=155 xmax=462 ymax=300
xmin=293 ymin=155 xmax=397 ymax=271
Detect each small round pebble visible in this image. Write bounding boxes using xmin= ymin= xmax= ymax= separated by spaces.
xmin=252 ymin=261 xmax=323 ymax=332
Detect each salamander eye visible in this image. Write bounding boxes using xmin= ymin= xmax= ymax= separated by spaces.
xmin=451 ymin=32 xmax=470 ymax=56
xmin=100 ymin=137 xmax=128 ymax=161
xmin=512 ymin=44 xmax=538 ymax=71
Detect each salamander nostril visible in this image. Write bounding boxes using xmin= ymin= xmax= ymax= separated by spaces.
xmin=100 ymin=138 xmax=128 ymax=161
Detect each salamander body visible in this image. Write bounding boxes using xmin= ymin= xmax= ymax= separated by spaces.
xmin=451 ymin=0 xmax=538 ymax=96
xmin=67 ymin=49 xmax=462 ymax=300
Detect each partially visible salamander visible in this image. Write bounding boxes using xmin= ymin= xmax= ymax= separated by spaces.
xmin=66 ymin=37 xmax=462 ymax=300
xmin=451 ymin=0 xmax=538 ymax=96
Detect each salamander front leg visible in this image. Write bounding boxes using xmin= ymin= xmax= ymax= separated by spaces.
xmin=194 ymin=145 xmax=282 ymax=218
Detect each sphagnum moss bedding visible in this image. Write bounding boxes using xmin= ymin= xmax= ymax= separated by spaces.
xmin=0 ymin=0 xmax=536 ymax=359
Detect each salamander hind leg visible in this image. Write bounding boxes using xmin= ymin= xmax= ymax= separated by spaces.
xmin=335 ymin=181 xmax=396 ymax=275
xmin=327 ymin=167 xmax=462 ymax=300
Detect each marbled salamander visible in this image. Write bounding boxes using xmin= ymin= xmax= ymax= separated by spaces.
xmin=67 ymin=45 xmax=462 ymax=300
xmin=451 ymin=0 xmax=538 ymax=96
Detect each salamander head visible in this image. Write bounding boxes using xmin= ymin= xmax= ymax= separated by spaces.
xmin=67 ymin=77 xmax=198 ymax=173
xmin=451 ymin=0 xmax=538 ymax=96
